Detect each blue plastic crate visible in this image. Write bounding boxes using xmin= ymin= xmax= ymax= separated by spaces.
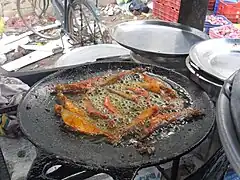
xmin=214 ymin=0 xmax=220 ymax=14
xmin=204 ymin=15 xmax=232 ymax=34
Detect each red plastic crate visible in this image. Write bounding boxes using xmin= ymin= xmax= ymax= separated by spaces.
xmin=208 ymin=0 xmax=216 ymax=10
xmin=155 ymin=0 xmax=181 ymax=9
xmin=153 ymin=0 xmax=180 ymax=22
xmin=217 ymin=0 xmax=240 ymax=23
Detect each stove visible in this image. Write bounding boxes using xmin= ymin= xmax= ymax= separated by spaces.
xmin=0 ymin=53 xmax=228 ymax=180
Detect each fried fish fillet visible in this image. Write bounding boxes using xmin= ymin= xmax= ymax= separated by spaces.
xmin=54 ymin=68 xmax=203 ymax=144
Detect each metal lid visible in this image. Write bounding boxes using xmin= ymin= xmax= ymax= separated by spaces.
xmin=190 ymin=39 xmax=240 ymax=81
xmin=54 ymin=44 xmax=130 ymax=68
xmin=111 ymin=20 xmax=209 ymax=56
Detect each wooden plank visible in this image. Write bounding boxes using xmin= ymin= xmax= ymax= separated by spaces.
xmin=1 ymin=50 xmax=53 ymax=71
xmin=0 ymin=36 xmax=30 ymax=54
xmin=0 ymin=22 xmax=61 ymax=46
xmin=20 ymin=44 xmax=59 ymax=52
xmin=1 ymin=40 xmax=61 ymax=71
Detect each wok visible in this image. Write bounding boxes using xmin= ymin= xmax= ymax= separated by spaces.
xmin=18 ymin=61 xmax=215 ymax=172
xmin=111 ymin=20 xmax=209 ymax=56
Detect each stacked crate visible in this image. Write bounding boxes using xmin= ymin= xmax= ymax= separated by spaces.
xmin=153 ymin=0 xmax=216 ymax=22
xmin=217 ymin=0 xmax=240 ymax=23
xmin=153 ymin=0 xmax=181 ymax=22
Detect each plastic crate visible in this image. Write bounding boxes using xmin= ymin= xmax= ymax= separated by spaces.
xmin=153 ymin=0 xmax=181 ymax=22
xmin=208 ymin=0 xmax=216 ymax=10
xmin=217 ymin=0 xmax=240 ymax=23
xmin=156 ymin=0 xmax=181 ymax=9
xmin=214 ymin=0 xmax=220 ymax=14
xmin=204 ymin=15 xmax=232 ymax=34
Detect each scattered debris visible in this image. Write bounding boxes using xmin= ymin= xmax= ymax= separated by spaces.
xmin=0 ymin=36 xmax=30 ymax=54
xmin=147 ymin=1 xmax=153 ymax=9
xmin=0 ymin=20 xmax=65 ymax=69
xmin=6 ymin=16 xmax=38 ymax=30
xmin=0 ymin=0 xmax=154 ymax=72
xmin=1 ymin=39 xmax=69 ymax=71
xmin=117 ymin=0 xmax=131 ymax=5
xmin=101 ymin=0 xmax=151 ymax=17
xmin=6 ymin=14 xmax=56 ymax=30
xmin=107 ymin=9 xmax=114 ymax=16
xmin=0 ymin=22 xmax=61 ymax=47
xmin=0 ymin=54 xmax=7 ymax=65
xmin=11 ymin=46 xmax=29 ymax=60
xmin=103 ymin=4 xmax=123 ymax=16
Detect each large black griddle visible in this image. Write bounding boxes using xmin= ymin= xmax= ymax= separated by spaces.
xmin=18 ymin=61 xmax=215 ymax=171
xmin=111 ymin=20 xmax=209 ymax=57
xmin=217 ymin=70 xmax=240 ymax=175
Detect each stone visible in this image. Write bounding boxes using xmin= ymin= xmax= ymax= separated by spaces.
xmin=104 ymin=5 xmax=109 ymax=11
xmin=107 ymin=9 xmax=114 ymax=16
xmin=114 ymin=9 xmax=121 ymax=15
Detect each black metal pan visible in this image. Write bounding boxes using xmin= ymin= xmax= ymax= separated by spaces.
xmin=17 ymin=61 xmax=215 ymax=172
xmin=111 ymin=20 xmax=209 ymax=57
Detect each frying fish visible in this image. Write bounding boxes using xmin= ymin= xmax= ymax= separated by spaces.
xmin=54 ymin=68 xmax=202 ymax=145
